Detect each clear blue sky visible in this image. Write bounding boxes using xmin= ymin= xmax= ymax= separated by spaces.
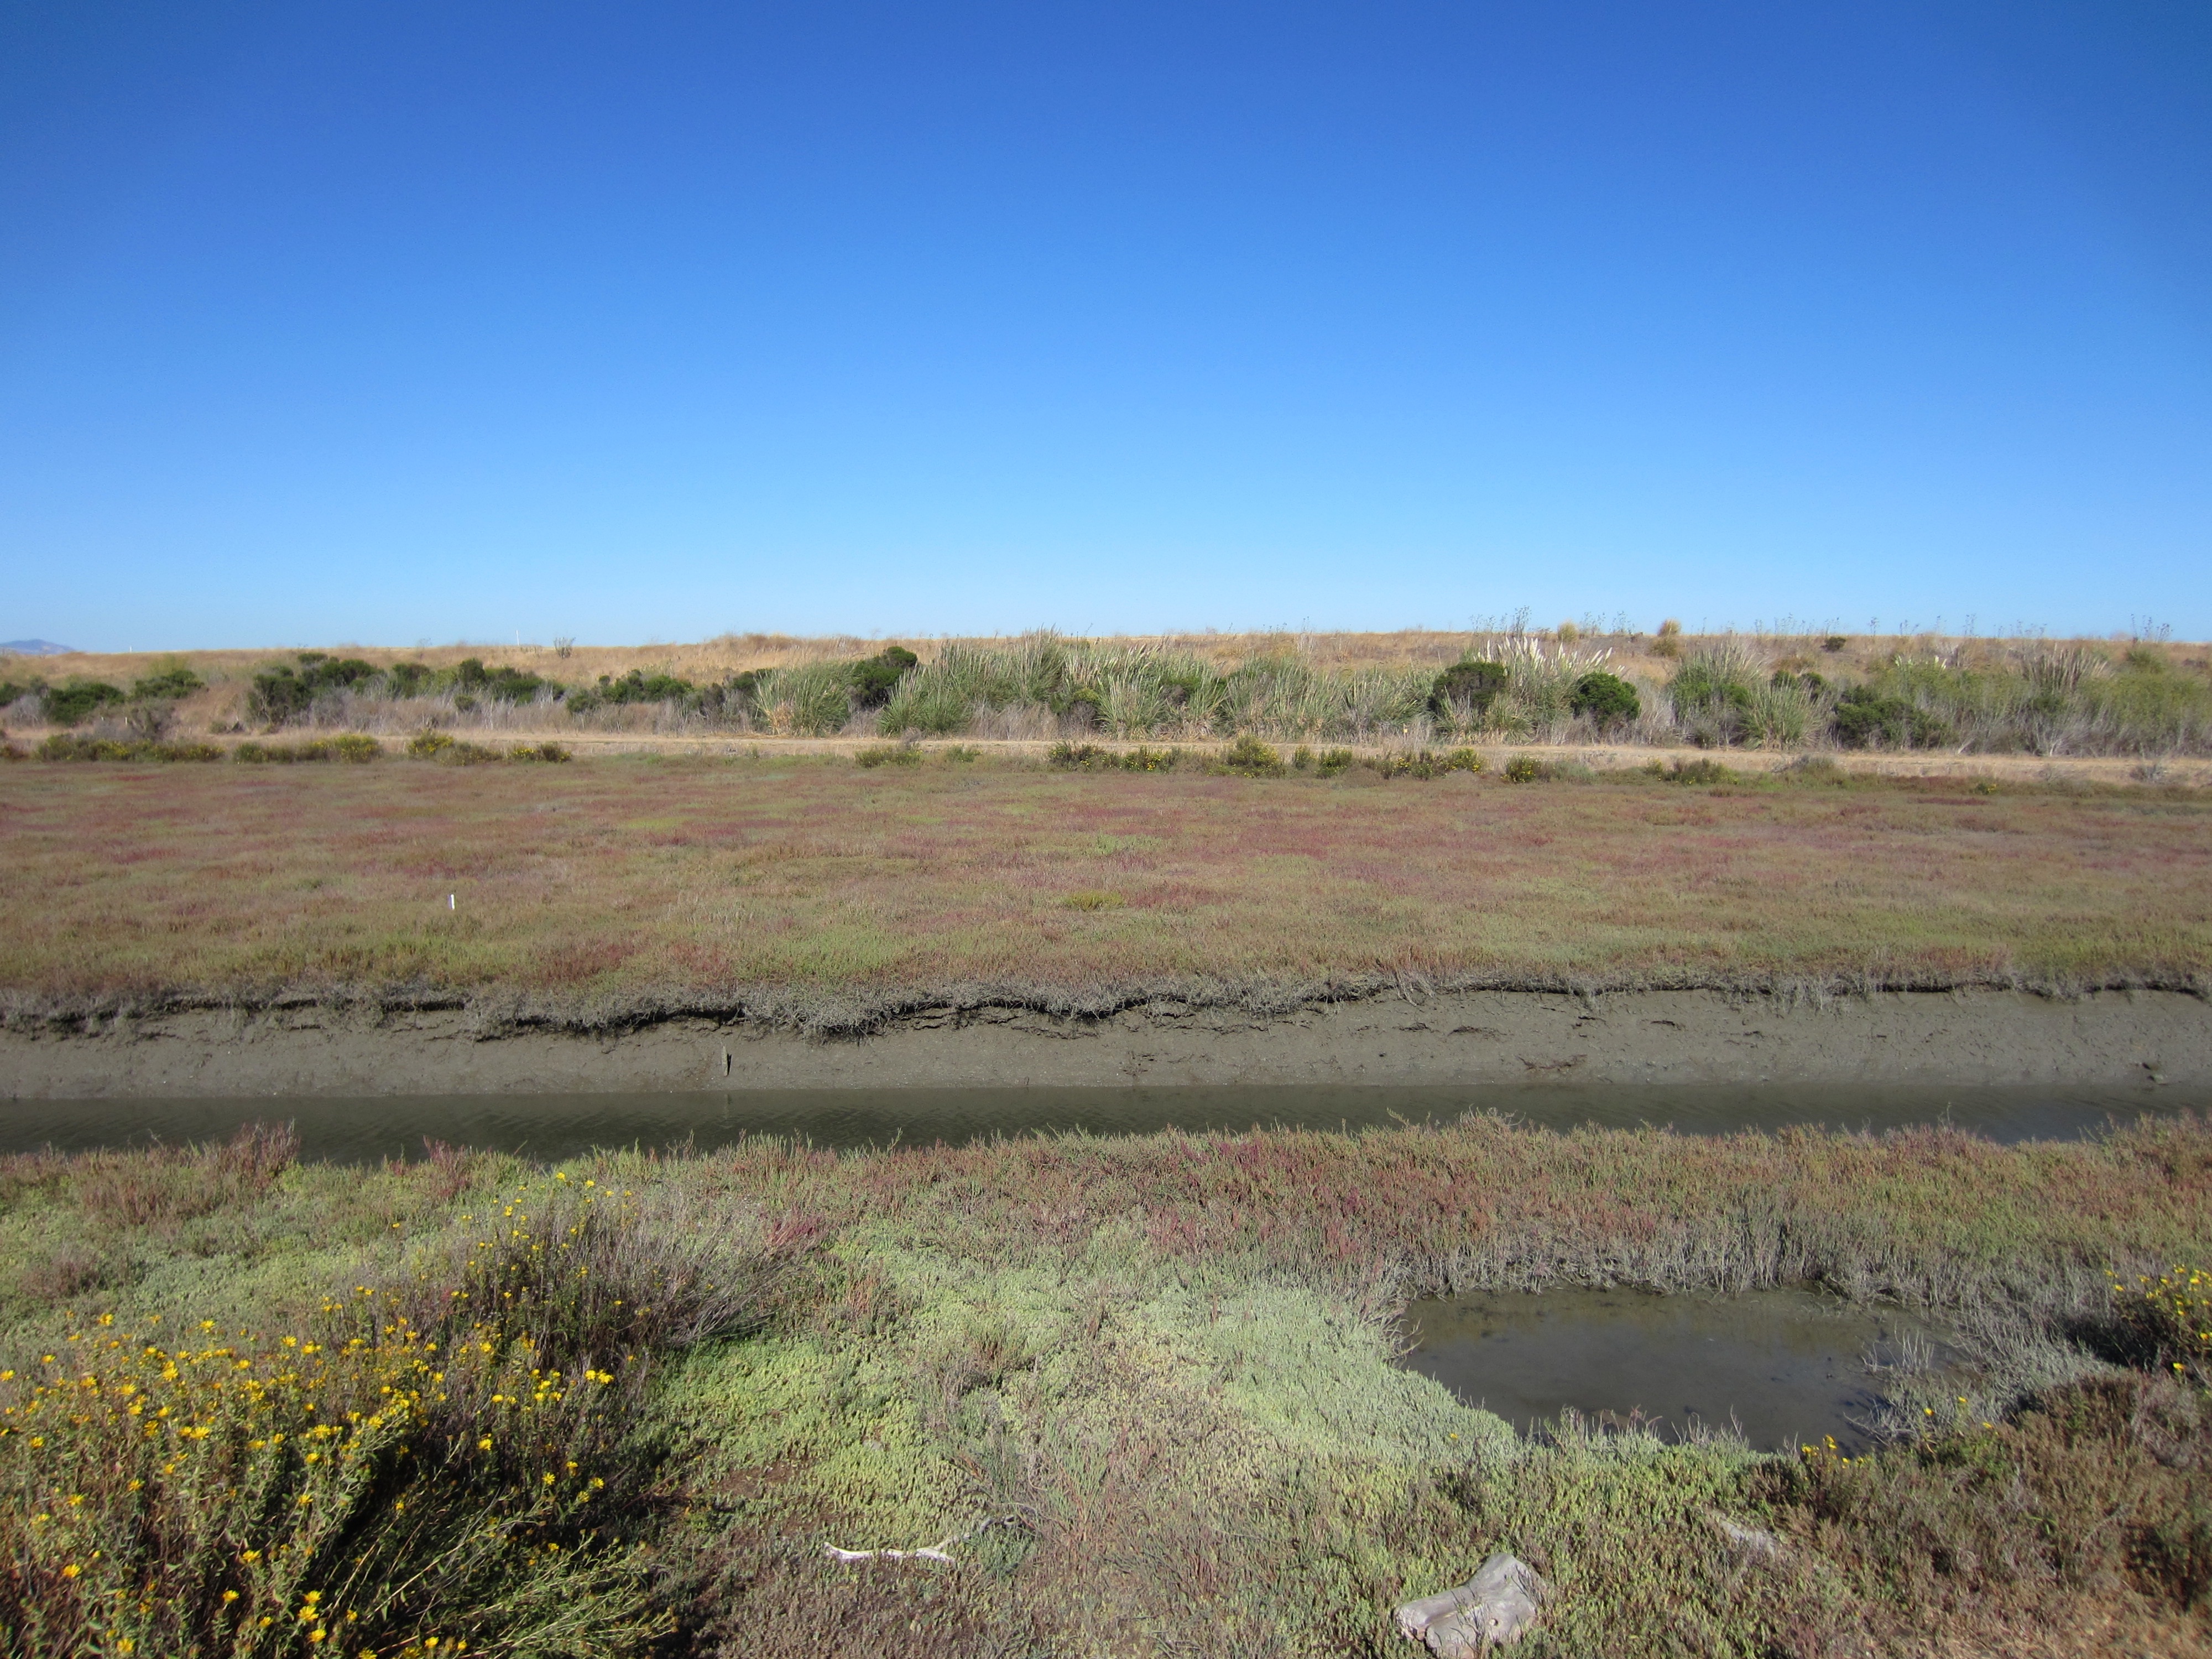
xmin=4 ymin=1 xmax=2209 ymax=650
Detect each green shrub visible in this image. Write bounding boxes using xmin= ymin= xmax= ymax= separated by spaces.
xmin=1503 ymin=754 xmax=1547 ymax=783
xmin=847 ymin=645 xmax=919 ymax=708
xmin=453 ymin=656 xmax=555 ymax=702
xmin=1647 ymin=756 xmax=1736 ymax=785
xmin=234 ymin=734 xmax=381 ymax=765
xmin=1780 ymin=754 xmax=1848 ymax=785
xmin=566 ymin=667 xmax=697 ymax=718
xmin=938 ymin=744 xmax=982 ymax=764
xmin=1217 ymin=734 xmax=1285 ymax=777
xmin=41 ymin=678 xmax=127 ymax=726
xmin=1428 ymin=659 xmax=1510 ymax=723
xmin=1375 ymin=747 xmax=1485 ymax=780
xmin=36 ymin=734 xmax=223 ymax=762
xmin=247 ymin=655 xmax=378 ymax=724
xmin=1047 ymin=742 xmax=1180 ymax=773
xmin=1048 ymin=740 xmax=1109 ymax=770
xmin=1568 ymin=670 xmax=1640 ymax=728
xmin=1314 ymin=747 xmax=1355 ymax=776
xmin=1060 ymin=889 xmax=1126 ymax=911
xmin=130 ymin=663 xmax=205 ymax=701
xmin=1823 ymin=634 xmax=1849 ymax=652
xmin=1832 ymin=685 xmax=1952 ymax=749
xmin=507 ymin=741 xmax=572 ymax=763
xmin=854 ymin=743 xmax=922 ymax=768
xmin=405 ymin=730 xmax=495 ymax=763
xmin=385 ymin=660 xmax=436 ymax=697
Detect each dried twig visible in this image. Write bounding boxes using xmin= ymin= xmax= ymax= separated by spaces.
xmin=823 ymin=1514 xmax=1018 ymax=1565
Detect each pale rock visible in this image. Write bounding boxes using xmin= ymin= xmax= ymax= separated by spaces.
xmin=1395 ymin=1553 xmax=1547 ymax=1653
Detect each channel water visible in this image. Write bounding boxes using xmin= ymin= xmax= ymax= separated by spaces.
xmin=1400 ymin=1287 xmax=1939 ymax=1453
xmin=0 ymin=1080 xmax=2192 ymax=1162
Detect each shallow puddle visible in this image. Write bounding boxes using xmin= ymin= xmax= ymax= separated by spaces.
xmin=1400 ymin=1287 xmax=1934 ymax=1453
xmin=0 ymin=1081 xmax=2190 ymax=1162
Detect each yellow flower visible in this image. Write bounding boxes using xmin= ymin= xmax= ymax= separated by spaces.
xmin=61 ymin=1564 xmax=81 ymax=1578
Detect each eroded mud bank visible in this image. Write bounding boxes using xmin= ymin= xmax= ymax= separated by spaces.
xmin=1 ymin=987 xmax=2204 ymax=1099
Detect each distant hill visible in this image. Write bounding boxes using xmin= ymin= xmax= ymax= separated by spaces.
xmin=1 ymin=640 xmax=74 ymax=656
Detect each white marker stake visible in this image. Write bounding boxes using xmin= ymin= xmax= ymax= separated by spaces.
xmin=449 ymin=894 xmax=456 ymax=910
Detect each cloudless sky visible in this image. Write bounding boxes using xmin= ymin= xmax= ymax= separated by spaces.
xmin=3 ymin=1 xmax=2209 ymax=649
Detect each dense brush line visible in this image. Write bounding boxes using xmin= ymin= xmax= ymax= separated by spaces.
xmin=14 ymin=631 xmax=2211 ymax=756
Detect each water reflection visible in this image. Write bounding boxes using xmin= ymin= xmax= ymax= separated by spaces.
xmin=0 ymin=1080 xmax=2189 ymax=1164
xmin=1401 ymin=1287 xmax=1936 ymax=1453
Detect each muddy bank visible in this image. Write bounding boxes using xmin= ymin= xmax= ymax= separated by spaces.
xmin=1 ymin=987 xmax=2204 ymax=1099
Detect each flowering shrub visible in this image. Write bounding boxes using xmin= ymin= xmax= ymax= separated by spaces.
xmin=0 ymin=1174 xmax=767 ymax=1657
xmin=2114 ymin=1265 xmax=2212 ymax=1384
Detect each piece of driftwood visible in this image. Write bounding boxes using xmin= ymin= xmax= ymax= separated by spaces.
xmin=1395 ymin=1553 xmax=1548 ymax=1653
xmin=1709 ymin=1512 xmax=1786 ymax=1563
xmin=823 ymin=1514 xmax=1016 ymax=1565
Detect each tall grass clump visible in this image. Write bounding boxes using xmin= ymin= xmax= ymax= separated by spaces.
xmin=1838 ymin=644 xmax=2212 ymax=756
xmin=1668 ymin=640 xmax=1765 ymax=747
xmin=875 ymin=635 xmax=1438 ymax=743
xmin=752 ymin=659 xmax=856 ymax=736
xmin=1425 ymin=640 xmax=1640 ymax=742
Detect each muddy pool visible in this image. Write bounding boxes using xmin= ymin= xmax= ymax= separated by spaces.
xmin=1400 ymin=1287 xmax=1945 ymax=1453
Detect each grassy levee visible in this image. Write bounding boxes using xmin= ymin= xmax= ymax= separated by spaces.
xmin=4 ymin=1115 xmax=2210 ymax=1655
xmin=1 ymin=757 xmax=2208 ymax=1018
xmin=7 ymin=627 xmax=2210 ymax=758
